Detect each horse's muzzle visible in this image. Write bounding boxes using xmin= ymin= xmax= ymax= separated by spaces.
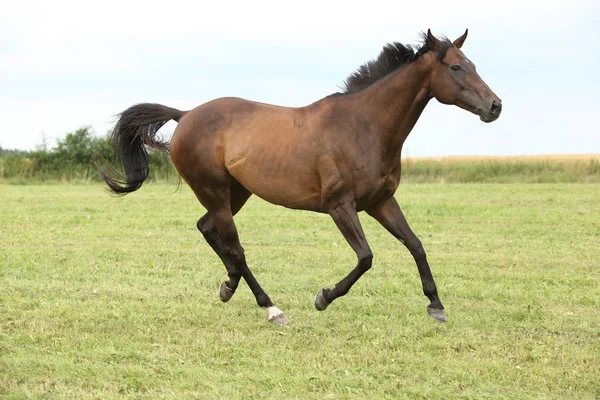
xmin=479 ymin=99 xmax=502 ymax=123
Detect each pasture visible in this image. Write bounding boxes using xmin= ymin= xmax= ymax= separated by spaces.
xmin=1 ymin=182 xmax=599 ymax=399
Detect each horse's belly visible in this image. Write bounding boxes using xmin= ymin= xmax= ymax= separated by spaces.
xmin=227 ymin=156 xmax=323 ymax=212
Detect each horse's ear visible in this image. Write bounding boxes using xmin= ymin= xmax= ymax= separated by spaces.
xmin=453 ymin=29 xmax=468 ymax=49
xmin=426 ymin=29 xmax=441 ymax=50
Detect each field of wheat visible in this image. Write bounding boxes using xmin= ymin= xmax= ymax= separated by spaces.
xmin=399 ymin=154 xmax=600 ymax=183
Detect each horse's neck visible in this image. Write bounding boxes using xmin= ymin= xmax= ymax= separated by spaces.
xmin=358 ymin=62 xmax=432 ymax=164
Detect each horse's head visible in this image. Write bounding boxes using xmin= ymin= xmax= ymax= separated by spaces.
xmin=426 ymin=29 xmax=502 ymax=123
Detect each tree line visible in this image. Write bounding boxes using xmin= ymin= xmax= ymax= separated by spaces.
xmin=0 ymin=127 xmax=175 ymax=182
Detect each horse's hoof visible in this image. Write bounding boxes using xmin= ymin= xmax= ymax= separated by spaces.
xmin=268 ymin=312 xmax=289 ymax=326
xmin=427 ymin=306 xmax=447 ymax=323
xmin=267 ymin=306 xmax=289 ymax=326
xmin=314 ymin=288 xmax=330 ymax=311
xmin=219 ymin=281 xmax=234 ymax=302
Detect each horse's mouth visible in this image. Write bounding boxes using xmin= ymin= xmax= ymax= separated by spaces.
xmin=477 ymin=109 xmax=500 ymax=123
xmin=480 ymin=113 xmax=492 ymax=123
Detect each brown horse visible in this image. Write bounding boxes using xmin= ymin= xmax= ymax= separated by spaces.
xmin=99 ymin=30 xmax=501 ymax=325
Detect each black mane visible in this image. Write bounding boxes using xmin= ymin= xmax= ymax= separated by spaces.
xmin=341 ymin=32 xmax=452 ymax=94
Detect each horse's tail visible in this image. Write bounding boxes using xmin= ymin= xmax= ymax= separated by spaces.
xmin=96 ymin=103 xmax=186 ymax=195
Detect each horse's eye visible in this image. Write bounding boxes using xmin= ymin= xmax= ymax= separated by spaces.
xmin=451 ymin=65 xmax=461 ymax=72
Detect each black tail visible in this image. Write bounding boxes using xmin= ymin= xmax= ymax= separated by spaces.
xmin=97 ymin=103 xmax=186 ymax=194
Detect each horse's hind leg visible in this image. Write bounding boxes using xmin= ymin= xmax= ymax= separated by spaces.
xmin=198 ymin=214 xmax=241 ymax=301
xmin=197 ymin=180 xmax=251 ymax=302
xmin=195 ymin=183 xmax=288 ymax=326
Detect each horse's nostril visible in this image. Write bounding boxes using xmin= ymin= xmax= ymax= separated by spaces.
xmin=490 ymin=100 xmax=502 ymax=115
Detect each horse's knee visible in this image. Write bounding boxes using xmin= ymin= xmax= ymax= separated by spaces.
xmin=359 ymin=252 xmax=373 ymax=272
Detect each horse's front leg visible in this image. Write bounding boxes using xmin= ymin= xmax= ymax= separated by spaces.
xmin=367 ymin=196 xmax=447 ymax=322
xmin=314 ymin=201 xmax=373 ymax=311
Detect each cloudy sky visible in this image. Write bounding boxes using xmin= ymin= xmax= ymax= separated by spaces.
xmin=1 ymin=0 xmax=598 ymax=156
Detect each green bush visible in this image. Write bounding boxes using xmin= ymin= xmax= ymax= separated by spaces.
xmin=0 ymin=127 xmax=177 ymax=183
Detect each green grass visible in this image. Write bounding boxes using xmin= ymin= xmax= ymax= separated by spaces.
xmin=1 ymin=183 xmax=599 ymax=399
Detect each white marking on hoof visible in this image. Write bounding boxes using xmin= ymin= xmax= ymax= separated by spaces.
xmin=267 ymin=306 xmax=289 ymax=326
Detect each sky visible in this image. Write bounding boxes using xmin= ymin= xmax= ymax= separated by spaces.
xmin=1 ymin=0 xmax=598 ymax=157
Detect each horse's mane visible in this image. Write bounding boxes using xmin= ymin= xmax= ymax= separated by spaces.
xmin=340 ymin=32 xmax=452 ymax=94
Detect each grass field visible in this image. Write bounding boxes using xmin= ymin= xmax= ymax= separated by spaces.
xmin=1 ymin=183 xmax=599 ymax=399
